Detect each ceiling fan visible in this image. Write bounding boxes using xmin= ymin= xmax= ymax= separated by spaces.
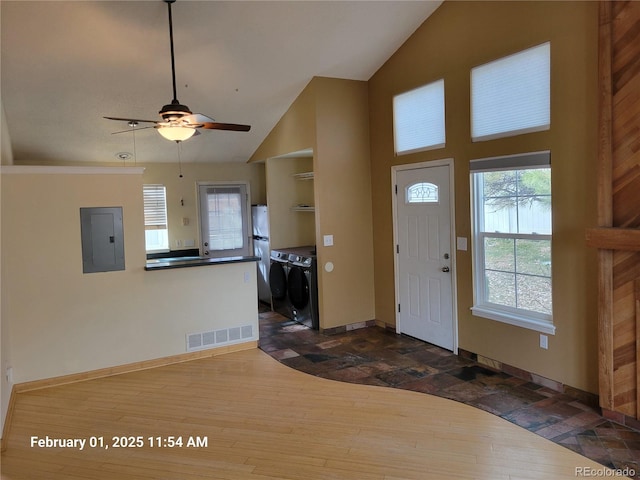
xmin=105 ymin=0 xmax=250 ymax=142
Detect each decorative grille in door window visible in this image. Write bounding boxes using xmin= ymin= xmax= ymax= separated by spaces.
xmin=406 ymin=182 xmax=439 ymax=204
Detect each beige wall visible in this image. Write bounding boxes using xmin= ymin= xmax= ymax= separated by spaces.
xmin=369 ymin=1 xmax=599 ymax=392
xmin=249 ymin=81 xmax=317 ymax=164
xmin=265 ymin=156 xmax=316 ymax=249
xmin=250 ymin=77 xmax=376 ymax=330
xmin=140 ymin=162 xmax=265 ymax=252
xmin=1 ymin=167 xmax=258 ymax=387
xmin=1 ymin=102 xmax=14 ymax=166
xmin=0 ymin=104 xmax=9 ymax=436
xmin=313 ymin=77 xmax=375 ymax=329
xmin=0 ymin=160 xmax=264 ymax=436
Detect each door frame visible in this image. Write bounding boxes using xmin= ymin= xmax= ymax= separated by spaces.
xmin=391 ymin=158 xmax=459 ymax=353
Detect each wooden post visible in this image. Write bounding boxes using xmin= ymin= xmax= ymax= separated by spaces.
xmin=596 ymin=0 xmax=614 ymax=411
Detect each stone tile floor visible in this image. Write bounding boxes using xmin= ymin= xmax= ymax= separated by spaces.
xmin=258 ymin=309 xmax=640 ymax=478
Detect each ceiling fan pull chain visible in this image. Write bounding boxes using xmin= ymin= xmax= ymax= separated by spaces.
xmin=132 ymin=123 xmax=137 ymax=166
xmin=177 ymin=140 xmax=183 ymax=178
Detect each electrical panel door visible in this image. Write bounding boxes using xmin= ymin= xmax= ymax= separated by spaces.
xmin=80 ymin=207 xmax=125 ymax=273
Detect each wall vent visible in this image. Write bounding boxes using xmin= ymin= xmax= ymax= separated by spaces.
xmin=187 ymin=333 xmax=203 ymax=350
xmin=229 ymin=327 xmax=241 ymax=342
xmin=186 ymin=324 xmax=255 ymax=352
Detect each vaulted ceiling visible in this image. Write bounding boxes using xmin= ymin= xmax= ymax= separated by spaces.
xmin=1 ymin=1 xmax=441 ymax=165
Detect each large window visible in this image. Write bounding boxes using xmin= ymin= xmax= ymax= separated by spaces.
xmin=471 ymin=42 xmax=550 ymax=141
xmin=143 ymin=184 xmax=169 ymax=252
xmin=470 ymin=151 xmax=553 ymax=334
xmin=393 ymin=79 xmax=445 ymax=155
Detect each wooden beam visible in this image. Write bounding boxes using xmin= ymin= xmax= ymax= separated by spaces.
xmin=597 ymin=0 xmax=612 ymax=227
xmin=635 ymin=278 xmax=640 ymax=419
xmin=586 ymin=227 xmax=640 ymax=251
xmin=596 ymin=0 xmax=614 ymax=411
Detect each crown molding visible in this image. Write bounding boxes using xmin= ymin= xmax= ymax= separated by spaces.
xmin=0 ymin=165 xmax=145 ymax=175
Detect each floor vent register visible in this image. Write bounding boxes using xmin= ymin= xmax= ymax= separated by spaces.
xmin=186 ymin=325 xmax=254 ymax=352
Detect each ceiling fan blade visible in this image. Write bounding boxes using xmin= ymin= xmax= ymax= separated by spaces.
xmin=111 ymin=126 xmax=156 ymax=135
xmin=182 ymin=113 xmax=215 ymax=125
xmin=200 ymin=122 xmax=251 ymax=132
xmin=104 ymin=116 xmax=158 ymax=124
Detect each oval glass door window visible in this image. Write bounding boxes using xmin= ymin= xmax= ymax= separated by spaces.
xmin=406 ymin=182 xmax=439 ymax=204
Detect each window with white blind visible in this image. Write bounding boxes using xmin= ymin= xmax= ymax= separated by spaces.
xmin=471 ymin=42 xmax=550 ymax=142
xmin=470 ymin=151 xmax=554 ymax=334
xmin=393 ymin=78 xmax=445 ymax=155
xmin=143 ymin=184 xmax=169 ymax=252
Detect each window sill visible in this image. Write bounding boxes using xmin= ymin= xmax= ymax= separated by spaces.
xmin=471 ymin=306 xmax=555 ymax=335
xmin=395 ymin=142 xmax=446 ymax=156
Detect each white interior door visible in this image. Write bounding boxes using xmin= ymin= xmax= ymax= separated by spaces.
xmin=395 ymin=164 xmax=454 ymax=350
xmin=198 ymin=183 xmax=250 ymax=258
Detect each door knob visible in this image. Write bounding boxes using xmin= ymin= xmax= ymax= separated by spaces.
xmin=442 ymin=266 xmax=450 ymax=272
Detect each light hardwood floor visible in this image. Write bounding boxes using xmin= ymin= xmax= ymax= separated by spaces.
xmin=1 ymin=349 xmax=620 ymax=479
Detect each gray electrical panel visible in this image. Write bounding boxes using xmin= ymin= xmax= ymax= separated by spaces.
xmin=80 ymin=207 xmax=125 ymax=273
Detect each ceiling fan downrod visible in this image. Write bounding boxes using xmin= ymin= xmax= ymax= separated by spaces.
xmin=160 ymin=0 xmax=192 ymax=121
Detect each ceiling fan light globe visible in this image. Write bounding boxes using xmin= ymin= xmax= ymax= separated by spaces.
xmin=157 ymin=126 xmax=196 ymax=142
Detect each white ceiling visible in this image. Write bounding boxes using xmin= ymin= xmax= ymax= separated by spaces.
xmin=1 ymin=0 xmax=441 ymax=165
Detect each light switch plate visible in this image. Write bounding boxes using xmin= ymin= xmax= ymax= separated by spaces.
xmin=540 ymin=334 xmax=548 ymax=349
xmin=323 ymin=235 xmax=334 ymax=247
xmin=456 ymin=237 xmax=468 ymax=251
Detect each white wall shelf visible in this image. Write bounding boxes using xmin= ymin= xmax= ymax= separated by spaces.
xmin=291 ymin=205 xmax=315 ymax=212
xmin=292 ymin=171 xmax=314 ymax=181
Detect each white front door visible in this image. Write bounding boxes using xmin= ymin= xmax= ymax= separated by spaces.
xmin=395 ymin=163 xmax=454 ymax=351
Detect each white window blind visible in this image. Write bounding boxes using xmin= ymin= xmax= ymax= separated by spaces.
xmin=393 ymin=79 xmax=445 ymax=155
xmin=471 ymin=42 xmax=550 ymax=142
xmin=204 ymin=187 xmax=244 ymax=251
xmin=143 ymin=185 xmax=168 ymax=230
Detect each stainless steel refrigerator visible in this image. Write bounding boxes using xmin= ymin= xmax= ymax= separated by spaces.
xmin=251 ymin=205 xmax=272 ymax=305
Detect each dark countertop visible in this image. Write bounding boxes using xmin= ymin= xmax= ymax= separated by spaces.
xmin=144 ymin=255 xmax=260 ymax=271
